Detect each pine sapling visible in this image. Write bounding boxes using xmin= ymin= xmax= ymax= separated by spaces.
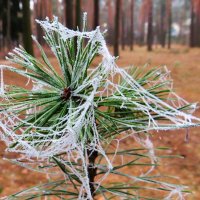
xmin=0 ymin=14 xmax=200 ymax=199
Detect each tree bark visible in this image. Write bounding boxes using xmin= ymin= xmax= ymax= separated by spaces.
xmin=147 ymin=0 xmax=153 ymax=51
xmin=22 ymin=0 xmax=34 ymax=56
xmin=114 ymin=0 xmax=121 ymax=57
xmin=93 ymin=0 xmax=99 ymax=29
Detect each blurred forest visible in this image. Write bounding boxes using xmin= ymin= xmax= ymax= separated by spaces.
xmin=0 ymin=0 xmax=200 ymax=57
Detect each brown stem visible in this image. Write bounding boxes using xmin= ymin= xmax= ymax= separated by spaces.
xmin=87 ymin=149 xmax=98 ymax=197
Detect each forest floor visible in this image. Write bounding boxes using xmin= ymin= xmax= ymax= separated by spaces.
xmin=0 ymin=45 xmax=200 ymax=199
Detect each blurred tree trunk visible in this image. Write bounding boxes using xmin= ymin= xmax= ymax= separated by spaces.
xmin=107 ymin=0 xmax=114 ymax=45
xmin=6 ymin=0 xmax=11 ymax=50
xmin=34 ymin=0 xmax=53 ymax=44
xmin=22 ymin=0 xmax=34 ymax=56
xmin=139 ymin=1 xmax=148 ymax=45
xmin=130 ymin=0 xmax=134 ymax=51
xmin=75 ymin=0 xmax=81 ymax=29
xmin=74 ymin=0 xmax=81 ymax=54
xmin=65 ymin=0 xmax=74 ymax=29
xmin=114 ymin=0 xmax=121 ymax=56
xmin=196 ymin=0 xmax=200 ymax=45
xmin=82 ymin=0 xmax=93 ymax=30
xmin=107 ymin=0 xmax=113 ymax=29
xmin=35 ymin=0 xmax=43 ymax=44
xmin=166 ymin=0 xmax=172 ymax=49
xmin=160 ymin=0 xmax=166 ymax=48
xmin=121 ymin=2 xmax=125 ymax=50
xmin=1 ymin=0 xmax=22 ymax=51
xmin=0 ymin=20 xmax=2 ymax=50
xmin=0 ymin=0 xmax=4 ymax=50
xmin=190 ymin=0 xmax=200 ymax=47
xmin=11 ymin=0 xmax=22 ymax=46
xmin=190 ymin=0 xmax=195 ymax=47
xmin=46 ymin=0 xmax=53 ymax=19
xmin=93 ymin=0 xmax=99 ymax=29
xmin=147 ymin=0 xmax=153 ymax=51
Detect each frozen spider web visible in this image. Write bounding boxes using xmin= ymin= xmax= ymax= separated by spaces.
xmin=0 ymin=14 xmax=200 ymax=199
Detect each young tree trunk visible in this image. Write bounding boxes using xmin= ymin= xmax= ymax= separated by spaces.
xmin=130 ymin=0 xmax=134 ymax=51
xmin=87 ymin=149 xmax=98 ymax=197
xmin=65 ymin=0 xmax=74 ymax=29
xmin=167 ymin=0 xmax=172 ymax=49
xmin=22 ymin=0 xmax=34 ymax=56
xmin=147 ymin=0 xmax=153 ymax=51
xmin=114 ymin=0 xmax=121 ymax=57
xmin=93 ymin=0 xmax=99 ymax=29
